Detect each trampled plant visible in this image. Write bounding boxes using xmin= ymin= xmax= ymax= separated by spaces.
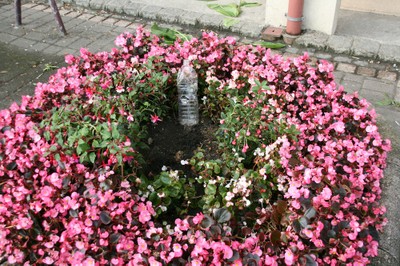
xmin=0 ymin=26 xmax=391 ymax=265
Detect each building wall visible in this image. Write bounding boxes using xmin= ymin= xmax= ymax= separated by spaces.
xmin=265 ymin=0 xmax=341 ymax=35
xmin=341 ymin=0 xmax=400 ymax=16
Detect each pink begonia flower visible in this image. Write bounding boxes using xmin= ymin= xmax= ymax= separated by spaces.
xmin=191 ymin=259 xmax=202 ymax=266
xmin=82 ymin=257 xmax=96 ymax=266
xmin=8 ymin=256 xmax=17 ymax=264
xmin=264 ymin=255 xmax=278 ymax=266
xmin=332 ymin=121 xmax=345 ymax=133
xmin=321 ymin=187 xmax=332 ymax=200
xmin=284 ymin=249 xmax=294 ymax=265
xmin=192 ymin=212 xmax=204 ymax=225
xmin=366 ymin=124 xmax=377 ymax=133
xmin=42 ymin=257 xmax=54 ymax=265
xmin=137 ymin=237 xmax=147 ymax=253
xmin=148 ymin=256 xmax=162 ymax=266
xmin=173 ymin=243 xmax=183 ymax=257
xmin=150 ymin=114 xmax=161 ymax=124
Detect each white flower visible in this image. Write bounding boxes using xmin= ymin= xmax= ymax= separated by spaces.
xmin=180 ymin=160 xmax=189 ymax=165
xmin=161 ymin=165 xmax=168 ymax=171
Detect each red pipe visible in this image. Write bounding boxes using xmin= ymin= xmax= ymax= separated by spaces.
xmin=286 ymin=0 xmax=304 ymax=35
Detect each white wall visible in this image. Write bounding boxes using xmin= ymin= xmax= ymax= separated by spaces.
xmin=265 ymin=0 xmax=342 ymax=35
xmin=341 ymin=0 xmax=400 ymax=16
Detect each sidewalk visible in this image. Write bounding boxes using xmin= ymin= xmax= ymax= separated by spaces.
xmin=0 ymin=1 xmax=399 ymax=265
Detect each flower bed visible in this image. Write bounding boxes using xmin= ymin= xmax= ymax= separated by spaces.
xmin=0 ymin=26 xmax=391 ymax=265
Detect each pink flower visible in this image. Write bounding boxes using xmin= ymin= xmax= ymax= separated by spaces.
xmin=321 ymin=187 xmax=332 ymax=200
xmin=173 ymin=243 xmax=183 ymax=257
xmin=150 ymin=114 xmax=161 ymax=124
xmin=284 ymin=249 xmax=294 ymax=265
xmin=191 ymin=259 xmax=202 ymax=266
xmin=332 ymin=121 xmax=345 ymax=133
xmin=137 ymin=237 xmax=147 ymax=253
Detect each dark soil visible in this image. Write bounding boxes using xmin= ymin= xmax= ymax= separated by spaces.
xmin=142 ymin=115 xmax=219 ymax=176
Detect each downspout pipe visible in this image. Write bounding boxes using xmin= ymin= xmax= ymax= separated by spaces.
xmin=286 ymin=0 xmax=304 ymax=35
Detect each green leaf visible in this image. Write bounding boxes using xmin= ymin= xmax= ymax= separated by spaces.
xmin=79 ymin=127 xmax=89 ymax=136
xmin=205 ymin=183 xmax=217 ymax=195
xmin=213 ymin=208 xmax=231 ymax=223
xmin=101 ymin=129 xmax=111 ymax=140
xmin=240 ymin=1 xmax=262 ymax=8
xmin=223 ymin=17 xmax=239 ymax=28
xmin=89 ymin=152 xmax=96 ymax=164
xmin=92 ymin=139 xmax=100 ymax=148
xmin=49 ymin=145 xmax=58 ymax=152
xmin=43 ymin=131 xmax=51 ymax=141
xmin=253 ymin=41 xmax=286 ymax=49
xmin=149 ymin=191 xmax=161 ymax=205
xmin=207 ymin=3 xmax=241 ymax=17
xmin=151 ymin=23 xmax=178 ymax=44
xmin=111 ymin=126 xmax=120 ymax=139
xmin=160 ymin=174 xmax=172 ymax=186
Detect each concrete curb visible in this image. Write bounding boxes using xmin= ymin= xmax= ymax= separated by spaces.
xmin=295 ymin=31 xmax=400 ymax=63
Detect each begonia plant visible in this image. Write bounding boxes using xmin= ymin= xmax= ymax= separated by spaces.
xmin=0 ymin=26 xmax=390 ymax=265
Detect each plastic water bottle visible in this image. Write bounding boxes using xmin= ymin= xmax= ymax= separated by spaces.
xmin=177 ymin=60 xmax=199 ymax=126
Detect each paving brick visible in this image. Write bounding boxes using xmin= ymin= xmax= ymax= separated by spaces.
xmin=29 ymin=4 xmax=47 ymax=11
xmin=21 ymin=3 xmax=39 ymax=9
xmin=284 ymin=47 xmax=299 ymax=54
xmin=314 ymin=52 xmax=332 ymax=60
xmin=353 ymin=60 xmax=369 ymax=67
xmin=64 ymin=11 xmax=82 ymax=18
xmin=42 ymin=44 xmax=63 ymax=55
xmin=68 ymin=38 xmax=94 ymax=50
xmin=58 ymin=9 xmax=72 ymax=16
xmin=42 ymin=7 xmax=52 ymax=13
xmin=363 ymin=78 xmax=395 ymax=95
xmin=333 ymin=71 xmax=345 ymax=81
xmin=24 ymin=31 xmax=52 ymax=42
xmin=357 ymin=66 xmax=376 ymax=77
xmin=57 ymin=47 xmax=78 ymax=57
xmin=377 ymin=70 xmax=398 ymax=82
xmin=341 ymin=80 xmax=362 ymax=93
xmin=90 ymin=15 xmax=107 ymax=22
xmin=30 ymin=41 xmax=51 ymax=52
xmin=114 ymin=20 xmax=132 ymax=28
xmin=359 ymin=90 xmax=388 ymax=106
xmin=46 ymin=35 xmax=80 ymax=46
xmin=336 ymin=63 xmax=356 ymax=73
xmin=10 ymin=38 xmax=37 ymax=49
xmin=78 ymin=13 xmax=95 ymax=21
xmin=103 ymin=17 xmax=119 ymax=25
xmin=342 ymin=73 xmax=365 ymax=83
xmin=333 ymin=56 xmax=353 ymax=63
xmin=0 ymin=32 xmax=18 ymax=44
